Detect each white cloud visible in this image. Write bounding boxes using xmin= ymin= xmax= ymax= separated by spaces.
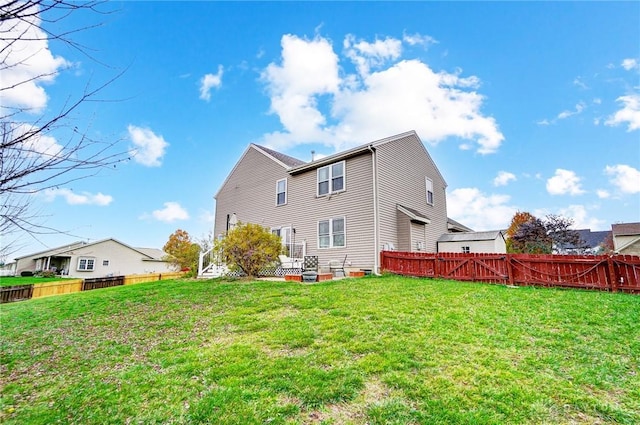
xmin=546 ymin=169 xmax=585 ymax=196
xmin=557 ymin=102 xmax=586 ymax=120
xmin=557 ymin=205 xmax=605 ymax=231
xmin=402 ymin=32 xmax=438 ymax=48
xmin=199 ymin=65 xmax=224 ymax=101
xmin=605 ymin=94 xmax=640 ymax=131
xmin=0 ymin=3 xmax=70 ymax=113
xmin=149 ymin=202 xmax=190 ymax=223
xmin=344 ymin=34 xmax=403 ymax=76
xmin=493 ymin=171 xmax=517 ymax=187
xmin=573 ymin=77 xmax=588 ymax=89
xmin=596 ymin=189 xmax=610 ymax=199
xmin=621 ymin=58 xmax=639 ymax=71
xmin=44 ymin=188 xmax=113 ymax=206
xmin=127 ymin=125 xmax=169 ymax=167
xmin=11 ymin=123 xmax=63 ymax=158
xmin=604 ymin=164 xmax=640 ymax=194
xmin=447 ymin=187 xmax=517 ymax=231
xmin=259 ymin=34 xmax=504 ymax=155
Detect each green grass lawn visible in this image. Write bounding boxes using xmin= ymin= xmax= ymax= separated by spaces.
xmin=1 ymin=275 xmax=638 ymax=424
xmin=0 ymin=276 xmax=74 ymax=287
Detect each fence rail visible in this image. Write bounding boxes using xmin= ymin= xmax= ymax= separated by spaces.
xmin=380 ymin=251 xmax=640 ymax=293
xmin=0 ymin=284 xmax=34 ymax=303
xmin=0 ymin=272 xmax=185 ymax=303
xmin=82 ymin=276 xmax=125 ymax=291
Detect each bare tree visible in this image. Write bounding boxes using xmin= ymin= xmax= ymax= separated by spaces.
xmin=1 ymin=1 xmax=127 ymax=257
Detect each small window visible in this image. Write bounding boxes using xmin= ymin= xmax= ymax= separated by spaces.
xmin=276 ymin=179 xmax=287 ymax=206
xmin=103 ymin=260 xmax=110 ymax=267
xmin=318 ymin=161 xmax=345 ymax=196
xmin=318 ymin=217 xmax=346 ymax=248
xmin=77 ymin=257 xmax=95 ymax=271
xmin=426 ymin=178 xmax=434 ymax=205
xmin=462 ymin=246 xmax=470 ymax=254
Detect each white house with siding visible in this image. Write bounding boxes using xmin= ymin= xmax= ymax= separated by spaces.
xmin=13 ymin=238 xmax=173 ymax=278
xmin=210 ymin=131 xmax=462 ymax=275
xmin=437 ymin=230 xmax=507 ymax=254
xmin=612 ymin=222 xmax=640 ymax=255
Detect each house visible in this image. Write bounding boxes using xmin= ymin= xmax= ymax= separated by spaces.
xmin=611 ymin=222 xmax=640 ymax=255
xmin=209 ymin=130 xmax=459 ymax=275
xmin=564 ymin=229 xmax=611 ymax=254
xmin=13 ymin=238 xmax=173 ymax=278
xmin=437 ymin=230 xmax=507 ymax=254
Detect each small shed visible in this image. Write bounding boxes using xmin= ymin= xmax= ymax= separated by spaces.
xmin=437 ymin=230 xmax=507 ymax=254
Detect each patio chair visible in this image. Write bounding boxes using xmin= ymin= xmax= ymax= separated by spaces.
xmin=302 ymin=255 xmax=319 ymax=283
xmin=329 ymin=254 xmax=347 ymax=277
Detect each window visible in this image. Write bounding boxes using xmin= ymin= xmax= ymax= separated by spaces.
xmin=77 ymin=257 xmax=95 ymax=271
xmin=318 ymin=217 xmax=345 ymax=248
xmin=102 ymin=260 xmax=110 ymax=266
xmin=318 ymin=161 xmax=345 ymax=196
xmin=462 ymin=246 xmax=470 ymax=254
xmin=426 ymin=178 xmax=434 ymax=205
xmin=276 ymin=178 xmax=287 ymax=206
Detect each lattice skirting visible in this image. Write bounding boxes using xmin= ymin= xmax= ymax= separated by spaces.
xmin=223 ymin=267 xmax=303 ymax=278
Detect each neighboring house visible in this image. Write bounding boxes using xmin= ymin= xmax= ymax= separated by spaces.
xmin=0 ymin=262 xmax=16 ymax=277
xmin=611 ymin=222 xmax=640 ymax=255
xmin=437 ymin=230 xmax=507 ymax=254
xmin=212 ymin=130 xmax=459 ymax=274
xmin=562 ymin=229 xmax=611 ymax=254
xmin=447 ymin=218 xmax=474 ymax=233
xmin=14 ymin=238 xmax=173 ymax=278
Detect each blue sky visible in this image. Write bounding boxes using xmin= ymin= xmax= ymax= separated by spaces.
xmin=4 ymin=1 xmax=640 ymax=259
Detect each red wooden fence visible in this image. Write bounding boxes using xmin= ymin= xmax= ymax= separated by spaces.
xmin=380 ymin=251 xmax=640 ymax=294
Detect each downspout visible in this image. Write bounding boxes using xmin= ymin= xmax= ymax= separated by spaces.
xmin=368 ymin=145 xmax=380 ymax=275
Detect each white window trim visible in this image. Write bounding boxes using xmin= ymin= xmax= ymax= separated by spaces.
xmin=317 ymin=161 xmax=346 ymax=197
xmin=318 ymin=217 xmax=346 ymax=249
xmin=276 ymin=178 xmax=287 ymax=206
xmin=426 ymin=177 xmax=434 ymax=206
xmin=77 ymin=257 xmax=95 ymax=271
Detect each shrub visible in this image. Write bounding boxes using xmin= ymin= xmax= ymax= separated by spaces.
xmin=216 ymin=222 xmax=283 ymax=278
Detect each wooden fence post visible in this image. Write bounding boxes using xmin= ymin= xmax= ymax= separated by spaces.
xmin=607 ymin=256 xmax=618 ymax=293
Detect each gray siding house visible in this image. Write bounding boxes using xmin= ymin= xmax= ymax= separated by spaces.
xmin=14 ymin=238 xmax=173 ymax=278
xmin=212 ymin=131 xmax=453 ymax=274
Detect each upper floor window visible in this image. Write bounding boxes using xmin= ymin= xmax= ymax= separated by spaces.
xmin=77 ymin=257 xmax=95 ymax=271
xmin=276 ymin=178 xmax=287 ymax=206
xmin=426 ymin=177 xmax=434 ymax=205
xmin=318 ymin=161 xmax=345 ymax=196
xmin=318 ymin=217 xmax=345 ymax=248
xmin=462 ymin=246 xmax=470 ymax=254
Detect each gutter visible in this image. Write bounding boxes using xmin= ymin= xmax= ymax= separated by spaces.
xmin=368 ymin=145 xmax=380 ymax=275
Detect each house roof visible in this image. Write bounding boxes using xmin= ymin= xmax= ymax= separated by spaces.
xmin=287 ymin=131 xmax=447 ymax=186
xmin=397 ymin=204 xmax=431 ymax=224
xmin=252 ymin=144 xmax=306 ymax=168
xmin=447 ymin=218 xmax=474 ymax=233
xmin=14 ymin=238 xmax=167 ymax=261
xmin=612 ymin=222 xmax=640 ymax=236
xmin=438 ymin=230 xmax=504 ymax=243
xmin=574 ymin=229 xmax=611 ymax=248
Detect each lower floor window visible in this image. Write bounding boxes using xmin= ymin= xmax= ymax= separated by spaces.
xmin=77 ymin=257 xmax=95 ymax=271
xmin=462 ymin=246 xmax=470 ymax=253
xmin=318 ymin=217 xmax=345 ymax=248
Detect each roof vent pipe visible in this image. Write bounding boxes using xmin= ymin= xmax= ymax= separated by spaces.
xmin=311 ymin=150 xmax=315 ymax=161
